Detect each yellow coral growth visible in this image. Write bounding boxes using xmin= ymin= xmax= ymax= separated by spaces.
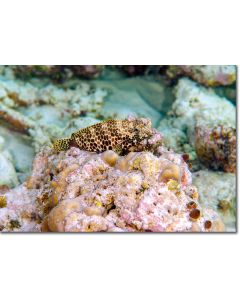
xmin=160 ymin=164 xmax=181 ymax=182
xmin=102 ymin=150 xmax=119 ymax=167
xmin=47 ymin=199 xmax=82 ymax=232
xmin=84 ymin=207 xmax=103 ymax=216
xmin=0 ymin=195 xmax=7 ymax=208
xmin=50 ymin=164 xmax=79 ymax=206
xmin=167 ymin=179 xmax=180 ymax=191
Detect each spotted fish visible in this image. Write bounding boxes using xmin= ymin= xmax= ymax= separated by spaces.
xmin=53 ymin=119 xmax=153 ymax=155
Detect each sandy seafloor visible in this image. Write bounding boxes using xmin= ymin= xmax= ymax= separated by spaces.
xmin=0 ymin=65 xmax=237 ymax=232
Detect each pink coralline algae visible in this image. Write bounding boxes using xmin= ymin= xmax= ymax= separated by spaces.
xmin=0 ymin=186 xmax=41 ymax=232
xmin=0 ymin=123 xmax=224 ymax=232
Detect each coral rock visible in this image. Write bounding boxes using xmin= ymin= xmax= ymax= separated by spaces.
xmin=10 ymin=65 xmax=104 ymax=81
xmin=164 ymin=65 xmax=236 ymax=87
xmin=195 ymin=124 xmax=236 ymax=173
xmin=118 ymin=65 xmax=148 ymax=76
xmin=25 ymin=141 xmax=224 ymax=232
xmin=192 ymin=170 xmax=236 ymax=231
xmin=0 ymin=144 xmax=225 ymax=232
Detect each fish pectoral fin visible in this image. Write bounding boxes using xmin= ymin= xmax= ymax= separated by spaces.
xmin=114 ymin=144 xmax=123 ymax=155
xmin=69 ymin=139 xmax=79 ymax=148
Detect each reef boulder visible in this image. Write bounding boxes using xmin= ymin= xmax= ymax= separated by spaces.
xmin=0 ymin=120 xmax=225 ymax=232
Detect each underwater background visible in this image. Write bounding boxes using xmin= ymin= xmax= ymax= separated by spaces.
xmin=0 ymin=65 xmax=236 ymax=232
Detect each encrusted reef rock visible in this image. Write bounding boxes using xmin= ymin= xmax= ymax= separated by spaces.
xmin=0 ymin=152 xmax=19 ymax=190
xmin=0 ymin=74 xmax=106 ymax=152
xmin=0 ymin=186 xmax=41 ymax=232
xmin=195 ymin=124 xmax=236 ymax=173
xmin=193 ymin=170 xmax=236 ymax=231
xmin=9 ymin=65 xmax=104 ymax=81
xmin=0 ymin=136 xmax=19 ymax=189
xmin=37 ymin=148 xmax=224 ymax=232
xmin=117 ymin=65 xmax=148 ymax=76
xmin=164 ymin=65 xmax=236 ymax=87
xmin=158 ymin=78 xmax=236 ymax=171
xmin=0 ymin=121 xmax=224 ymax=232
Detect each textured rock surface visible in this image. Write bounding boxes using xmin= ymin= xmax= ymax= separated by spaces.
xmin=195 ymin=125 xmax=236 ymax=173
xmin=0 ymin=141 xmax=225 ymax=232
xmin=0 ymin=75 xmax=106 ymax=151
xmin=7 ymin=65 xmax=104 ymax=81
xmin=0 ymin=152 xmax=19 ymax=189
xmin=164 ymin=65 xmax=236 ymax=87
xmin=158 ymin=78 xmax=236 ymax=171
xmin=193 ymin=170 xmax=236 ymax=231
